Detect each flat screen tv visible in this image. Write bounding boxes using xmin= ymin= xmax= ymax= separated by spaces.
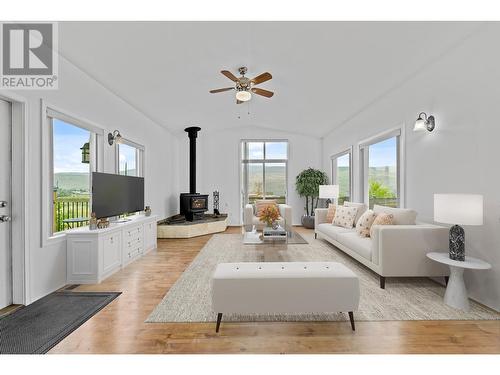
xmin=92 ymin=172 xmax=144 ymax=219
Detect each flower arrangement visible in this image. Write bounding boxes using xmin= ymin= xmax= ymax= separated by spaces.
xmin=259 ymin=204 xmax=281 ymax=227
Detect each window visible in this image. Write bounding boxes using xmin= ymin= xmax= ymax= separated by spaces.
xmin=241 ymin=140 xmax=288 ymax=206
xmin=360 ymin=129 xmax=402 ymax=209
xmin=331 ymin=149 xmax=352 ymax=205
xmin=115 ymin=139 xmax=144 ymax=177
xmin=48 ymin=113 xmax=99 ymax=235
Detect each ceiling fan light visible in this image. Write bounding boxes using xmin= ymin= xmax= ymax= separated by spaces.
xmin=235 ymin=90 xmax=251 ymax=102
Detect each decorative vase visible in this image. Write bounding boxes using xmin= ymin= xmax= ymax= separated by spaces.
xmin=301 ymin=215 xmax=315 ymax=229
xmin=89 ymin=212 xmax=97 ymax=230
xmin=271 ymin=221 xmax=279 ymax=230
xmin=145 ymin=206 xmax=152 ymax=217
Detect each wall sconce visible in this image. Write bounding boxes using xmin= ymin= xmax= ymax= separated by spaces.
xmin=108 ymin=130 xmax=122 ymax=145
xmin=413 ymin=112 xmax=435 ymax=132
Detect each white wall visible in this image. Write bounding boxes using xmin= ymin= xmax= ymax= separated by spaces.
xmin=322 ymin=24 xmax=500 ymax=311
xmin=177 ymin=126 xmax=323 ymax=225
xmin=6 ymin=54 xmax=179 ymax=304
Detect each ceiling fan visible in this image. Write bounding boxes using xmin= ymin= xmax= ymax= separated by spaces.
xmin=209 ymin=66 xmax=274 ymax=104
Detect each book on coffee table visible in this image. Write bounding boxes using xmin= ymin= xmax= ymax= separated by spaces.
xmin=262 ymin=226 xmax=287 ymax=240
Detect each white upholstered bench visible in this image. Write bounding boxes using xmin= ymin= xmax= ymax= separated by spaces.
xmin=211 ymin=262 xmax=360 ymax=332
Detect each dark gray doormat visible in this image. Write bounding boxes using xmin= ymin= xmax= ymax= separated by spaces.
xmin=0 ymin=291 xmax=121 ymax=354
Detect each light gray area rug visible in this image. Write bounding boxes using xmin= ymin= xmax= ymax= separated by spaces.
xmin=146 ymin=233 xmax=499 ymax=323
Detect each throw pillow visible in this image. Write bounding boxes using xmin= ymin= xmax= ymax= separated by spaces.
xmin=356 ymin=209 xmax=377 ymax=237
xmin=370 ymin=213 xmax=394 ymax=237
xmin=343 ymin=201 xmax=368 ymax=224
xmin=326 ymin=203 xmax=337 ymax=223
xmin=255 ymin=199 xmax=278 ymax=217
xmin=373 ymin=205 xmax=417 ymax=225
xmin=332 ymin=205 xmax=359 ymax=229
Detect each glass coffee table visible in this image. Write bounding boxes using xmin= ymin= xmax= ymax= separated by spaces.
xmin=242 ymin=224 xmax=308 ymax=261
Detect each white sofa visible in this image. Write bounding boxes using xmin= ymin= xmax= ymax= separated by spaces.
xmin=314 ymin=204 xmax=449 ymax=288
xmin=212 ymin=262 xmax=360 ymax=332
xmin=244 ymin=203 xmax=292 ymax=230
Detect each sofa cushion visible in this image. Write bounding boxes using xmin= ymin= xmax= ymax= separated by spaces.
xmin=255 ymin=199 xmax=277 ymax=217
xmin=373 ymin=205 xmax=417 ymax=225
xmin=333 ymin=205 xmax=358 ymax=229
xmin=370 ymin=213 xmax=394 ymax=237
xmin=336 ymin=232 xmax=372 ymax=261
xmin=326 ymin=204 xmax=337 ymax=223
xmin=356 ymin=209 xmax=377 ymax=237
xmin=344 ymin=202 xmax=368 ymax=224
xmin=317 ymin=223 xmax=355 ymax=241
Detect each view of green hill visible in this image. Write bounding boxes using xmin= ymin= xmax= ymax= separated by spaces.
xmin=337 ymin=166 xmax=396 ymax=194
xmin=54 ymin=172 xmax=90 ymax=192
xmin=247 ymin=164 xmax=286 ymax=201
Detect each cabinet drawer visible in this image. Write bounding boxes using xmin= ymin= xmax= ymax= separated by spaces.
xmin=126 ymin=246 xmax=142 ymax=259
xmin=125 ymin=236 xmax=142 ymax=249
xmin=124 ymin=225 xmax=143 ymax=239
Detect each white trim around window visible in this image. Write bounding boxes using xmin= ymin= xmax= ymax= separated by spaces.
xmin=330 ymin=146 xmax=353 ymax=204
xmin=115 ymin=138 xmax=145 ymax=177
xmin=41 ymin=100 xmax=105 ymax=246
xmin=358 ymin=126 xmax=406 ymax=208
xmin=239 ymin=139 xmax=289 ymax=219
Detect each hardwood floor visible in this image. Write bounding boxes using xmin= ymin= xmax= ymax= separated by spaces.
xmin=49 ymin=226 xmax=500 ymax=354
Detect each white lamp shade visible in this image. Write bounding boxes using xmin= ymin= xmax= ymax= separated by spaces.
xmin=319 ymin=185 xmax=339 ymax=199
xmin=434 ymin=194 xmax=483 ymax=225
xmin=413 ymin=118 xmax=427 ymax=132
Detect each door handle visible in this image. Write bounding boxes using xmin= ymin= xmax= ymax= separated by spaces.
xmin=0 ymin=215 xmax=11 ymax=223
xmin=0 ymin=201 xmax=7 ymax=208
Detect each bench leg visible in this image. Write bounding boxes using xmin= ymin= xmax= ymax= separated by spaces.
xmin=215 ymin=313 xmax=223 ymax=333
xmin=348 ymin=311 xmax=355 ymax=331
xmin=444 ymin=276 xmax=449 ymax=286
xmin=314 ymin=232 xmax=317 ymax=239
xmin=380 ymin=276 xmax=386 ymax=289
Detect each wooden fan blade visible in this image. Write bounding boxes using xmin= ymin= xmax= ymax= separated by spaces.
xmin=236 ymin=100 xmax=243 ymax=104
xmin=251 ymin=87 xmax=274 ymax=98
xmin=221 ymin=70 xmax=239 ymax=82
xmin=209 ymin=87 xmax=234 ymax=93
xmin=251 ymin=72 xmax=272 ymax=85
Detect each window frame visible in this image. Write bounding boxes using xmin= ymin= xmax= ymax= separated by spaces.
xmin=115 ymin=137 xmax=145 ymax=178
xmin=41 ymin=102 xmax=104 ymax=245
xmin=330 ymin=146 xmax=353 ymax=205
xmin=358 ymin=127 xmax=405 ymax=209
xmin=240 ymin=139 xmax=289 ymax=209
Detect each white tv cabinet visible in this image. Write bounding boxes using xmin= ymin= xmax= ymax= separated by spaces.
xmin=66 ymin=214 xmax=158 ymax=284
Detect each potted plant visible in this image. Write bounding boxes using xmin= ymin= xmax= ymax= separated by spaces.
xmin=295 ymin=168 xmax=328 ymax=228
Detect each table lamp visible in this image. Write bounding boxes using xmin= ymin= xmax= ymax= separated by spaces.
xmin=319 ymin=185 xmax=339 ymax=205
xmin=434 ymin=194 xmax=483 ymax=261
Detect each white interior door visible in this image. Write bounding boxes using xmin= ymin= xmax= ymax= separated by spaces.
xmin=0 ymin=98 xmax=12 ymax=309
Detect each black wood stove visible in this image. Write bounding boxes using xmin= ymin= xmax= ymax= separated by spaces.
xmin=179 ymin=127 xmax=208 ymax=221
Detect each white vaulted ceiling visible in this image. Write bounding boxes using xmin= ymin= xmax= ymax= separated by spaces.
xmin=58 ymin=21 xmax=483 ymax=137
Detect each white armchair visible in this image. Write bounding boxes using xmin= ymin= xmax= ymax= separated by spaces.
xmin=244 ymin=203 xmax=293 ymax=230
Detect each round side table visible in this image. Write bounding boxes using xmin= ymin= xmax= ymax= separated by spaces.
xmin=427 ymin=252 xmax=491 ymax=311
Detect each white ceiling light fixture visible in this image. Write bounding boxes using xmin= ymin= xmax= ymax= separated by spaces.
xmin=235 ymin=89 xmax=252 ymax=102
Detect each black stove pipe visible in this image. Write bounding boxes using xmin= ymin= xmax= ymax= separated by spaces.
xmin=184 ymin=126 xmax=201 ymax=194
